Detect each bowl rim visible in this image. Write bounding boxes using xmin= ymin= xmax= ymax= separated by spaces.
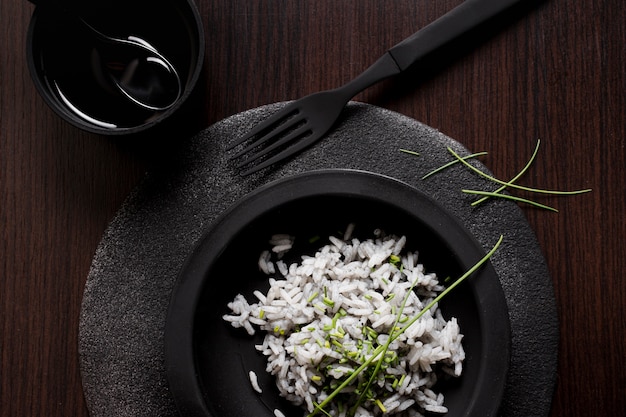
xmin=165 ymin=168 xmax=511 ymax=417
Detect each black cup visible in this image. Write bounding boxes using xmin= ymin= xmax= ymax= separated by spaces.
xmin=26 ymin=0 xmax=205 ymax=135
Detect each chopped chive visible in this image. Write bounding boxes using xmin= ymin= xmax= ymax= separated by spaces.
xmin=258 ymin=309 xmax=265 ymax=319
xmin=350 ymin=268 xmax=423 ymax=415
xmin=308 ymin=235 xmax=504 ymax=417
xmin=365 ymin=327 xmax=377 ymax=339
xmin=307 ymin=292 xmax=319 ymax=303
xmin=399 ymin=148 xmax=420 ymax=157
xmin=375 ymin=399 xmax=387 ymax=413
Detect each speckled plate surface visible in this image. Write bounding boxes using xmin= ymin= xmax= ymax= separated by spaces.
xmin=79 ymin=102 xmax=558 ymax=417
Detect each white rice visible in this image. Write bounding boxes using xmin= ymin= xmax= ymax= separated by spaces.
xmin=249 ymin=370 xmax=262 ymax=394
xmin=223 ymin=225 xmax=465 ymax=417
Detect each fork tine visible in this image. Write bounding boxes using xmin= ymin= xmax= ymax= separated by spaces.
xmin=230 ymin=113 xmax=306 ymax=160
xmin=235 ymin=122 xmax=311 ymax=168
xmin=239 ymin=130 xmax=322 ymax=176
xmin=226 ymin=105 xmax=299 ymax=151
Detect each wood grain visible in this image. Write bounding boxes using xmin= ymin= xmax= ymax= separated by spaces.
xmin=1 ymin=0 xmax=624 ymax=416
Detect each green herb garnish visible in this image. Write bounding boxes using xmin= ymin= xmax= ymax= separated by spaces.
xmin=447 ymin=144 xmax=591 ymax=197
xmin=307 ymin=235 xmax=504 ymax=417
xmin=470 ymin=139 xmax=541 ymax=206
xmin=421 ymin=151 xmax=488 ymax=179
xmin=399 ymin=148 xmax=420 ymax=157
xmin=407 ymin=139 xmax=591 ymax=211
xmin=461 ymin=189 xmax=558 ymax=212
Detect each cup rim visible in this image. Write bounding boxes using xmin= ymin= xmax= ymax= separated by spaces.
xmin=26 ymin=0 xmax=205 ymax=135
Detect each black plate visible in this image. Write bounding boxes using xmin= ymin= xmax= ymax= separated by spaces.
xmin=165 ymin=168 xmax=510 ymax=417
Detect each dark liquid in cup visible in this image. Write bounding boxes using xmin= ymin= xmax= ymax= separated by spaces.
xmin=31 ymin=1 xmax=199 ymax=131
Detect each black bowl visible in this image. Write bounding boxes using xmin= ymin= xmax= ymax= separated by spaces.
xmin=165 ymin=169 xmax=510 ymax=417
xmin=26 ymin=0 xmax=204 ymax=135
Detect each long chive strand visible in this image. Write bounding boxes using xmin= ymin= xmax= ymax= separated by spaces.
xmin=349 ymin=275 xmax=420 ymax=416
xmin=463 ymin=190 xmax=559 ymax=212
xmin=471 ymin=139 xmax=541 ymax=206
xmin=391 ymin=235 xmax=503 ymax=342
xmin=447 ymin=147 xmax=591 ymax=195
xmin=308 ymin=235 xmax=504 ymax=417
xmin=421 ymin=152 xmax=488 ymax=179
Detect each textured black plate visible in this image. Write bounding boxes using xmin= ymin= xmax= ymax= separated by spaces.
xmin=80 ymin=102 xmax=557 ymax=417
xmin=165 ymin=168 xmax=510 ymax=417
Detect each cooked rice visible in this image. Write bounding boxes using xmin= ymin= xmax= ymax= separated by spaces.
xmin=249 ymin=370 xmax=262 ymax=394
xmin=223 ymin=226 xmax=464 ymax=417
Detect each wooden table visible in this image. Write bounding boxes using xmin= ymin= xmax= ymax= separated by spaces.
xmin=1 ymin=0 xmax=624 ymax=415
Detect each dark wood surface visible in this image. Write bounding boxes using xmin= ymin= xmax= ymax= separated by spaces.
xmin=1 ymin=0 xmax=624 ymax=416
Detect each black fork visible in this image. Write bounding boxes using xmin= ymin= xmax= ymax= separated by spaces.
xmin=229 ymin=0 xmax=525 ymax=175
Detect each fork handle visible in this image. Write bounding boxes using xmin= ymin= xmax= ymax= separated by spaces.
xmin=337 ymin=0 xmax=524 ymax=100
xmin=335 ymin=53 xmax=402 ymax=100
xmin=388 ymin=0 xmax=524 ymax=71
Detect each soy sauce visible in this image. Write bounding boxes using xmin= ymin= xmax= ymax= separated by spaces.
xmin=32 ymin=1 xmax=197 ymax=131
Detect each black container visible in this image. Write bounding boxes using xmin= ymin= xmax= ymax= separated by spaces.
xmin=26 ymin=0 xmax=205 ymax=135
